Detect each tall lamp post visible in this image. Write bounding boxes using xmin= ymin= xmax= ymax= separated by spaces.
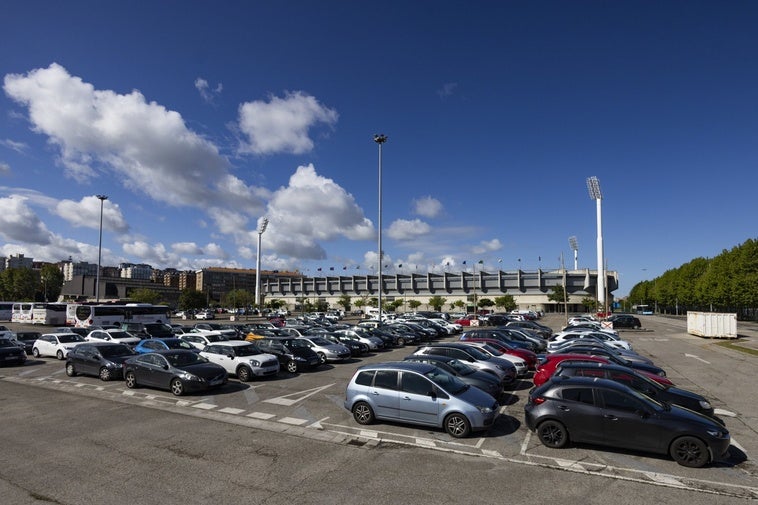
xmin=373 ymin=134 xmax=387 ymax=325
xmin=255 ymin=217 xmax=269 ymax=311
xmin=568 ymin=236 xmax=579 ymax=270
xmin=95 ymin=194 xmax=108 ymax=302
xmin=586 ymin=176 xmax=605 ymax=315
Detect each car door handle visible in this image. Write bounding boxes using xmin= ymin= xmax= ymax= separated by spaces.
xmin=558 ymin=405 xmax=570 ymax=411
xmin=604 ymin=414 xmax=618 ymax=421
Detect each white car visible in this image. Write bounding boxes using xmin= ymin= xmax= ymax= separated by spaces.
xmin=200 ymin=341 xmax=279 ymax=381
xmin=85 ymin=329 xmax=141 ymax=346
xmin=32 ymin=332 xmax=86 ymax=359
xmin=548 ymin=330 xmax=632 ymax=351
xmin=464 ymin=341 xmax=528 ymax=377
xmin=430 ymin=318 xmax=463 ymax=334
xmin=179 ymin=332 xmax=229 ymax=350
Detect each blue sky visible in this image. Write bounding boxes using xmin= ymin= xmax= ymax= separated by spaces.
xmin=1 ymin=1 xmax=757 ymax=297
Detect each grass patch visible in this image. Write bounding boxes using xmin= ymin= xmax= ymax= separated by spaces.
xmin=715 ymin=339 xmax=758 ymax=356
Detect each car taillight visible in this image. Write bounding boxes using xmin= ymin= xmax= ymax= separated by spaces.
xmin=531 ymin=396 xmax=547 ymax=405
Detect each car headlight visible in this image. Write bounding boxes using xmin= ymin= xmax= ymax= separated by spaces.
xmin=706 ymin=429 xmax=729 ymax=439
xmin=477 ymin=405 xmax=495 ymax=414
xmin=249 ymin=359 xmax=261 ymax=367
xmin=294 ymin=356 xmax=306 ymax=361
xmin=179 ymin=372 xmax=202 ymax=382
xmin=699 ymin=400 xmax=712 ymax=410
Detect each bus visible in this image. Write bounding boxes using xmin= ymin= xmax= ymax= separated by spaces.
xmin=73 ymin=304 xmax=171 ymax=328
xmin=0 ymin=301 xmax=15 ymax=321
xmin=634 ymin=304 xmax=654 ymax=315
xmin=31 ymin=303 xmax=68 ymax=325
xmin=11 ymin=302 xmax=35 ymax=323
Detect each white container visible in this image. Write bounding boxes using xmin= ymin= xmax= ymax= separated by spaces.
xmin=687 ymin=311 xmax=737 ymax=339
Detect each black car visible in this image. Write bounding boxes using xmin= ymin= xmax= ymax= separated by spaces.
xmin=403 ymin=354 xmax=502 ymax=398
xmin=608 ymin=314 xmax=643 ymax=329
xmin=524 ymin=376 xmax=730 ymax=468
xmin=552 ymin=361 xmax=719 ymax=421
xmin=66 ymin=342 xmax=137 ymax=381
xmin=255 ymin=337 xmax=321 ymax=373
xmin=123 ymin=350 xmax=227 ymax=396
xmin=323 ymin=334 xmax=369 ymax=357
xmin=143 ymin=323 xmax=175 ymax=339
xmin=14 ymin=331 xmax=41 ymax=354
xmin=0 ymin=338 xmax=27 ymax=366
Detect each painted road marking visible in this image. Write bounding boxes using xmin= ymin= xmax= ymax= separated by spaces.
xmin=264 ymin=384 xmax=335 ymax=406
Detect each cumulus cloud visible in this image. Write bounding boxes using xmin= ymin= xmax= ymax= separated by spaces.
xmin=0 ymin=195 xmax=52 ymax=244
xmin=171 ymin=242 xmax=203 ymax=255
xmin=55 ymin=195 xmax=129 ymax=233
xmin=472 ymin=238 xmax=503 ymax=255
xmin=194 ymin=77 xmax=223 ymax=103
xmin=387 ymin=218 xmax=431 ymax=240
xmin=413 ymin=196 xmax=443 ymax=218
xmin=237 ymin=91 xmax=338 ymax=155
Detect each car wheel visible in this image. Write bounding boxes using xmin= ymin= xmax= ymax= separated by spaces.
xmin=99 ymin=367 xmax=112 ymax=381
xmin=317 ymin=352 xmax=327 ymax=364
xmin=537 ymin=420 xmax=569 ymax=448
xmin=56 ymin=350 xmax=64 ymax=360
xmin=444 ymin=413 xmax=471 ymax=438
xmin=32 ymin=347 xmax=40 ymax=358
xmin=286 ymin=360 xmax=298 ymax=374
xmin=670 ymin=436 xmax=710 ymax=468
xmin=352 ymin=401 xmax=375 ymax=425
xmin=237 ymin=365 xmax=252 ymax=382
xmin=125 ymin=371 xmax=138 ymax=389
xmin=65 ymin=363 xmax=76 ymax=377
xmin=170 ymin=378 xmax=185 ymax=396
xmin=396 ymin=337 xmax=405 ymax=347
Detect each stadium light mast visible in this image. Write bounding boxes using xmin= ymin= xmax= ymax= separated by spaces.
xmin=95 ymin=195 xmax=108 ymax=302
xmin=374 ymin=134 xmax=387 ymax=325
xmin=569 ymin=236 xmax=579 ymax=270
xmin=255 ymin=217 xmax=269 ymax=310
xmin=586 ymin=176 xmax=605 ymax=314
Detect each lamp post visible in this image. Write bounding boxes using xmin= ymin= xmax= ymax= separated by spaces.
xmin=95 ymin=194 xmax=108 ymax=302
xmin=586 ymin=176 xmax=605 ymax=315
xmin=374 ymin=133 xmax=387 ymax=325
xmin=568 ymin=236 xmax=578 ymax=270
xmin=255 ymin=217 xmax=269 ymax=311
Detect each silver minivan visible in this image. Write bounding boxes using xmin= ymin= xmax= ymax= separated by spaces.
xmin=344 ymin=361 xmax=499 ymax=438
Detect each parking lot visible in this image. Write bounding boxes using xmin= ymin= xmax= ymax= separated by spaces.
xmin=2 ymin=314 xmax=758 ymax=499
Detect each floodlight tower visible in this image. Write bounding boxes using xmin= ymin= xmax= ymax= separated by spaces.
xmin=255 ymin=217 xmax=269 ymax=310
xmin=95 ymin=195 xmax=108 ymax=302
xmin=374 ymin=134 xmax=387 ymax=325
xmin=586 ymin=176 xmax=605 ymax=313
xmin=569 ymin=236 xmax=579 ymax=270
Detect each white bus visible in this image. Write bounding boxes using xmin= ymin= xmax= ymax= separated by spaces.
xmin=73 ymin=304 xmax=171 ymax=327
xmin=31 ymin=303 xmax=68 ymax=325
xmin=0 ymin=302 xmax=15 ymax=321
xmin=11 ymin=302 xmax=35 ymax=323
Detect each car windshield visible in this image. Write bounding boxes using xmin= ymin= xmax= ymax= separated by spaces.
xmin=308 ymin=337 xmax=332 ymax=346
xmin=59 ymin=334 xmax=85 ymax=343
xmin=206 ymin=334 xmax=228 ymax=343
xmin=232 ymin=344 xmax=261 ymax=356
xmin=444 ymin=358 xmax=475 ymax=375
xmin=108 ymin=331 xmax=134 ymax=339
xmin=0 ymin=339 xmax=16 ymax=348
xmin=460 ymin=346 xmax=488 ymax=360
xmin=99 ymin=344 xmax=135 ymax=357
xmin=287 ymin=339 xmax=308 ymax=349
xmin=165 ymin=352 xmax=208 ymax=367
xmin=165 ymin=339 xmax=195 ymax=350
xmin=424 ymin=367 xmax=468 ymax=395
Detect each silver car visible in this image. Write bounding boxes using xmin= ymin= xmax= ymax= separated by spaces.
xmin=344 ymin=361 xmax=499 ymax=438
xmin=297 ymin=336 xmax=351 ymax=364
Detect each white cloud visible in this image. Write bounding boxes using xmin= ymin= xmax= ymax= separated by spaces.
xmin=0 ymin=139 xmax=27 ymax=153
xmin=413 ymin=196 xmax=443 ymax=218
xmin=194 ymin=77 xmax=223 ymax=103
xmin=204 ymin=242 xmax=228 ymax=259
xmin=387 ymin=218 xmax=431 ymax=240
xmin=0 ymin=162 xmax=9 ymax=175
xmin=237 ymin=91 xmax=338 ymax=155
xmin=472 ymin=238 xmax=503 ymax=255
xmin=171 ymin=242 xmax=203 ymax=255
xmin=437 ymin=82 xmax=458 ymax=98
xmin=55 ymin=195 xmax=129 ymax=233
xmin=0 ymin=195 xmax=52 ymax=244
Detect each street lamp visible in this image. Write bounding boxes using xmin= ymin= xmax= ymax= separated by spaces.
xmin=586 ymin=176 xmax=605 ymax=314
xmin=568 ymin=236 xmax=578 ymax=270
xmin=255 ymin=217 xmax=269 ymax=311
xmin=95 ymin=194 xmax=108 ymax=302
xmin=374 ymin=133 xmax=387 ymax=325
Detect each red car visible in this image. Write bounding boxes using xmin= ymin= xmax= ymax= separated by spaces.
xmin=533 ymin=353 xmax=673 ymax=387
xmin=454 ymin=315 xmax=481 ymax=327
xmin=457 ymin=337 xmax=538 ymax=370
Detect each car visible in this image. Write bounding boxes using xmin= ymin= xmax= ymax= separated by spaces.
xmin=551 ymin=362 xmax=718 ymax=421
xmin=119 ymin=322 xmax=149 ymax=338
xmin=461 ymin=341 xmax=528 ymax=378
xmin=179 ymin=332 xmax=230 ymax=350
xmin=455 ymin=336 xmax=538 ymax=370
xmin=411 ymin=343 xmax=517 ymax=384
xmin=85 ymin=329 xmax=141 ymax=346
xmin=546 ymin=339 xmax=652 ymax=363
xmin=333 ymin=329 xmax=385 ymax=351
xmin=195 ymin=310 xmax=215 ymax=320
xmin=65 ymin=342 xmax=137 ymax=380
xmin=533 ymin=353 xmax=673 ymax=387
xmin=123 ymin=350 xmax=228 ymax=396
xmin=562 ymin=322 xmax=619 ymax=336
xmin=548 ymin=330 xmax=632 ymax=351
xmin=134 ymin=337 xmax=199 ymax=354
xmin=504 ymin=320 xmax=553 ymax=339
xmin=200 ymin=341 xmax=280 ymax=381
xmin=32 ymin=332 xmax=87 ymax=359
xmin=13 ymin=331 xmax=41 ymax=354
xmin=0 ymin=338 xmax=27 ymax=365
xmin=255 ymin=337 xmax=322 ymax=373
xmin=606 ymin=314 xmax=643 ymax=329
xmin=322 ymin=334 xmax=370 ymax=356
xmin=344 ymin=361 xmax=499 ymax=438
xmin=548 ymin=344 xmax=665 ymax=376
xmin=142 ymin=323 xmax=175 ymax=339
xmin=524 ymin=376 xmax=730 ymax=467
xmin=0 ymin=325 xmax=16 ymax=339
xmin=193 ymin=323 xmax=237 ymax=339
xmin=460 ymin=328 xmax=540 ymax=352
xmin=296 ymin=336 xmax=351 ymax=364
xmin=403 ymin=354 xmax=503 ymax=398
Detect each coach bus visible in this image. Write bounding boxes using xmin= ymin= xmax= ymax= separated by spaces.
xmin=11 ymin=302 xmax=68 ymax=325
xmin=73 ymin=304 xmax=171 ymax=327
xmin=0 ymin=301 xmax=15 ymax=321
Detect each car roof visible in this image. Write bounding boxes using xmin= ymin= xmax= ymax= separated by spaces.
xmin=544 ymin=375 xmax=633 ymax=392
xmin=204 ymin=340 xmax=253 ymax=347
xmin=357 ymin=361 xmax=436 ymax=374
xmin=555 ymin=361 xmax=635 ymax=373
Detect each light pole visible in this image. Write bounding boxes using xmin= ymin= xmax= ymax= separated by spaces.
xmin=255 ymin=217 xmax=269 ymax=311
xmin=569 ymin=236 xmax=579 ymax=270
xmin=95 ymin=194 xmax=108 ymax=302
xmin=374 ymin=133 xmax=387 ymax=325
xmin=586 ymin=176 xmax=605 ymax=315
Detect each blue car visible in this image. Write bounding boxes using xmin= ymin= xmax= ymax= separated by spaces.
xmin=134 ymin=338 xmax=199 ymax=354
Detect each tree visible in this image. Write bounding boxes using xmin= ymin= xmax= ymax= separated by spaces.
xmin=478 ymin=298 xmax=495 ymax=311
xmin=354 ymin=298 xmax=366 ymax=313
xmin=178 ymin=289 xmax=207 ymax=311
xmin=336 ymin=294 xmax=352 ymax=312
xmin=0 ymin=268 xmax=39 ymax=301
xmin=581 ymin=297 xmax=597 ymax=312
xmin=368 ymin=297 xmax=378 ymax=308
xmin=39 ymin=264 xmax=64 ymax=302
xmin=408 ymin=299 xmax=422 ymax=311
xmin=547 ymin=284 xmax=567 ymax=312
xmin=427 ymin=295 xmax=447 ymax=311
xmin=494 ymin=295 xmax=516 ymax=312
xmin=453 ymin=300 xmax=466 ymax=311
xmin=221 ymin=289 xmax=254 ymax=311
xmin=268 ymin=298 xmax=286 ymax=311
xmin=129 ymin=288 xmax=162 ymax=305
